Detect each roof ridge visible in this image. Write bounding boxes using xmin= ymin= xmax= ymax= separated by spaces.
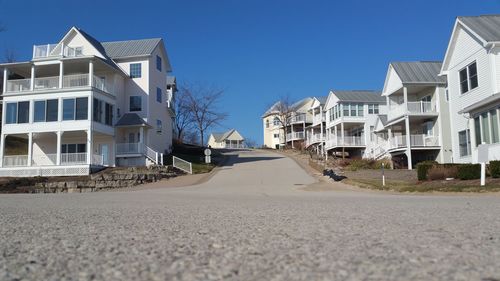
xmin=101 ymin=38 xmax=162 ymax=44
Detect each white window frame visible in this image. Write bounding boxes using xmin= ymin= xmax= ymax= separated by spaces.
xmin=459 ymin=61 xmax=478 ymax=95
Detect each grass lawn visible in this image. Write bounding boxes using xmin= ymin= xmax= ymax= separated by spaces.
xmin=166 ymin=143 xmax=225 ymax=174
xmin=345 ymin=177 xmax=500 ymax=193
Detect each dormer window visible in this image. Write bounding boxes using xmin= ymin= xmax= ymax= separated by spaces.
xmin=459 ymin=62 xmax=478 ymax=94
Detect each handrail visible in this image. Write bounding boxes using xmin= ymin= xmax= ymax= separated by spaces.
xmin=172 ymin=156 xmax=193 ymax=174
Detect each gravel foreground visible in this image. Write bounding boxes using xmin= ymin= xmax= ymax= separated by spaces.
xmin=1 ymin=150 xmax=500 ymax=281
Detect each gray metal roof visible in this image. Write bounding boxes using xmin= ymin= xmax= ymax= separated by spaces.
xmin=101 ymin=38 xmax=162 ymax=59
xmin=332 ymin=90 xmax=385 ymax=103
xmin=391 ymin=61 xmax=447 ymax=85
xmin=316 ymin=96 xmax=327 ymax=105
xmin=459 ymin=15 xmax=500 ymax=43
xmin=115 ymin=113 xmax=150 ymax=127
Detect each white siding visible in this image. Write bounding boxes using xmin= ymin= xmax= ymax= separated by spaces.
xmin=446 ymin=25 xmax=495 ymax=163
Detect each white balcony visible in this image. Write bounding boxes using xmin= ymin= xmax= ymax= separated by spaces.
xmin=33 ymin=44 xmax=83 ymax=59
xmin=3 ymin=153 xmax=103 ymax=167
xmin=286 ymin=132 xmax=305 ymax=141
xmin=387 ymin=101 xmax=436 ymax=121
xmin=389 ymin=134 xmax=440 ymax=150
xmin=325 ymin=136 xmax=365 ymax=149
xmin=306 ymin=133 xmax=325 ymax=146
xmin=5 ymin=74 xmax=112 ymax=94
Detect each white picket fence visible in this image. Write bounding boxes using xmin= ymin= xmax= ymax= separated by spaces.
xmin=172 ymin=156 xmax=193 ymax=174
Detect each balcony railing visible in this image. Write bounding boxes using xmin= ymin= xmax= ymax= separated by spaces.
xmin=63 ymin=74 xmax=89 ymax=88
xmin=3 ymin=155 xmax=28 ymax=167
xmin=34 ymin=77 xmax=59 ymax=90
xmin=324 ymin=136 xmax=365 ymax=148
xmin=33 ymin=44 xmax=82 ymax=59
xmin=288 ymin=114 xmax=307 ymax=124
xmin=223 ymin=143 xmax=246 ymax=149
xmin=6 ymin=74 xmax=112 ymax=94
xmin=306 ymin=133 xmax=325 ymax=146
xmin=389 ymin=134 xmax=439 ymax=149
xmin=60 ymin=153 xmax=87 ymax=165
xmin=116 ymin=143 xmax=143 ymax=155
xmin=388 ymin=101 xmax=436 ymax=120
xmin=286 ymin=132 xmax=305 ymax=141
xmin=6 ymin=79 xmax=31 ymax=92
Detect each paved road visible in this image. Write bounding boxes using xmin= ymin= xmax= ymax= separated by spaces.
xmin=1 ymin=150 xmax=500 ymax=281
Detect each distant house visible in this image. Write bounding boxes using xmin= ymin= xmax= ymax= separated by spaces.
xmin=208 ymin=129 xmax=245 ymax=149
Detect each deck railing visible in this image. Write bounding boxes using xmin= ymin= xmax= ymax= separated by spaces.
xmin=34 ymin=76 xmax=59 ymax=90
xmin=3 ymin=155 xmax=28 ymax=167
xmin=6 ymin=79 xmax=31 ymax=92
xmin=33 ymin=44 xmax=82 ymax=59
xmin=173 ymin=156 xmax=192 ymax=174
xmin=60 ymin=153 xmax=87 ymax=164
xmin=116 ymin=143 xmax=143 ymax=154
xmin=389 ymin=134 xmax=439 ymax=149
xmin=63 ymin=74 xmax=89 ymax=88
xmin=286 ymin=131 xmax=305 ymax=141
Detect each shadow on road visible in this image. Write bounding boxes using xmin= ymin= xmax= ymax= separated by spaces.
xmin=220 ymin=154 xmax=283 ymax=167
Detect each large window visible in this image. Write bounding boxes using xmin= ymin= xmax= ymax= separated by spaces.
xmin=459 ymin=62 xmax=479 ymax=94
xmin=156 ymin=56 xmax=162 ymax=72
xmin=156 ymin=87 xmax=162 ymax=103
xmin=474 ymin=109 xmax=500 ymax=145
xmin=5 ymin=102 xmax=17 ymax=124
xmin=459 ymin=130 xmax=471 ymax=157
xmin=61 ymin=143 xmax=86 ymax=153
xmin=63 ymin=98 xmax=88 ymax=121
xmin=368 ymin=104 xmax=379 ymax=114
xmin=17 ymin=101 xmax=29 ymax=123
xmin=130 ymin=63 xmax=142 ymax=78
xmin=34 ymin=101 xmax=46 ymax=122
xmin=34 ymin=99 xmax=59 ymax=122
xmin=93 ymin=98 xmax=103 ymax=122
xmin=342 ymin=103 xmax=364 ymax=117
xmin=5 ymin=101 xmax=29 ymax=124
xmin=105 ymin=103 xmax=113 ymax=126
xmin=130 ymin=96 xmax=142 ymax=111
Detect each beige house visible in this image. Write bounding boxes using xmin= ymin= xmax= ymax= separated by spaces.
xmin=208 ymin=129 xmax=245 ymax=149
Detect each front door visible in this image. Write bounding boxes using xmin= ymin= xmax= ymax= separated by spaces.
xmin=101 ymin=144 xmax=109 ymax=166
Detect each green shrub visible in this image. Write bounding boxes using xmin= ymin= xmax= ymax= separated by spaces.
xmin=346 ymin=159 xmax=372 ymax=171
xmin=416 ymin=161 xmax=437 ymax=181
xmin=457 ymin=164 xmax=481 ymax=180
xmin=489 ymin=160 xmax=500 ymax=178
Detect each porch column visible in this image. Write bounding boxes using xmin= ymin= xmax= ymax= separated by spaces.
xmin=56 ymin=131 xmax=62 ymax=165
xmin=403 ymin=86 xmax=408 ymax=110
xmin=340 ymin=123 xmax=345 ymax=145
xmin=30 ymin=65 xmax=35 ymax=91
xmin=405 ymin=116 xmax=412 ymax=170
xmin=0 ymin=134 xmax=5 ymax=168
xmin=388 ymin=128 xmax=392 ymax=147
xmin=3 ymin=68 xmax=7 ymax=93
xmin=27 ymin=132 xmax=33 ymax=167
xmin=386 ymin=96 xmax=390 ymax=110
xmin=59 ymin=61 xmax=64 ymax=89
xmin=88 ymin=60 xmax=94 ymax=87
xmin=291 ymin=124 xmax=294 ymax=148
xmin=87 ymin=130 xmax=93 ymax=165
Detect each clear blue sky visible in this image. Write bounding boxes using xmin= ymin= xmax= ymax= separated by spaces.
xmin=1 ymin=0 xmax=499 ymax=144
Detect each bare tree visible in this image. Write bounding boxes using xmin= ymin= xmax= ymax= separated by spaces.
xmin=173 ymin=89 xmax=193 ymax=141
xmin=182 ymin=83 xmax=228 ymax=146
xmin=272 ymin=94 xmax=295 ymax=146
